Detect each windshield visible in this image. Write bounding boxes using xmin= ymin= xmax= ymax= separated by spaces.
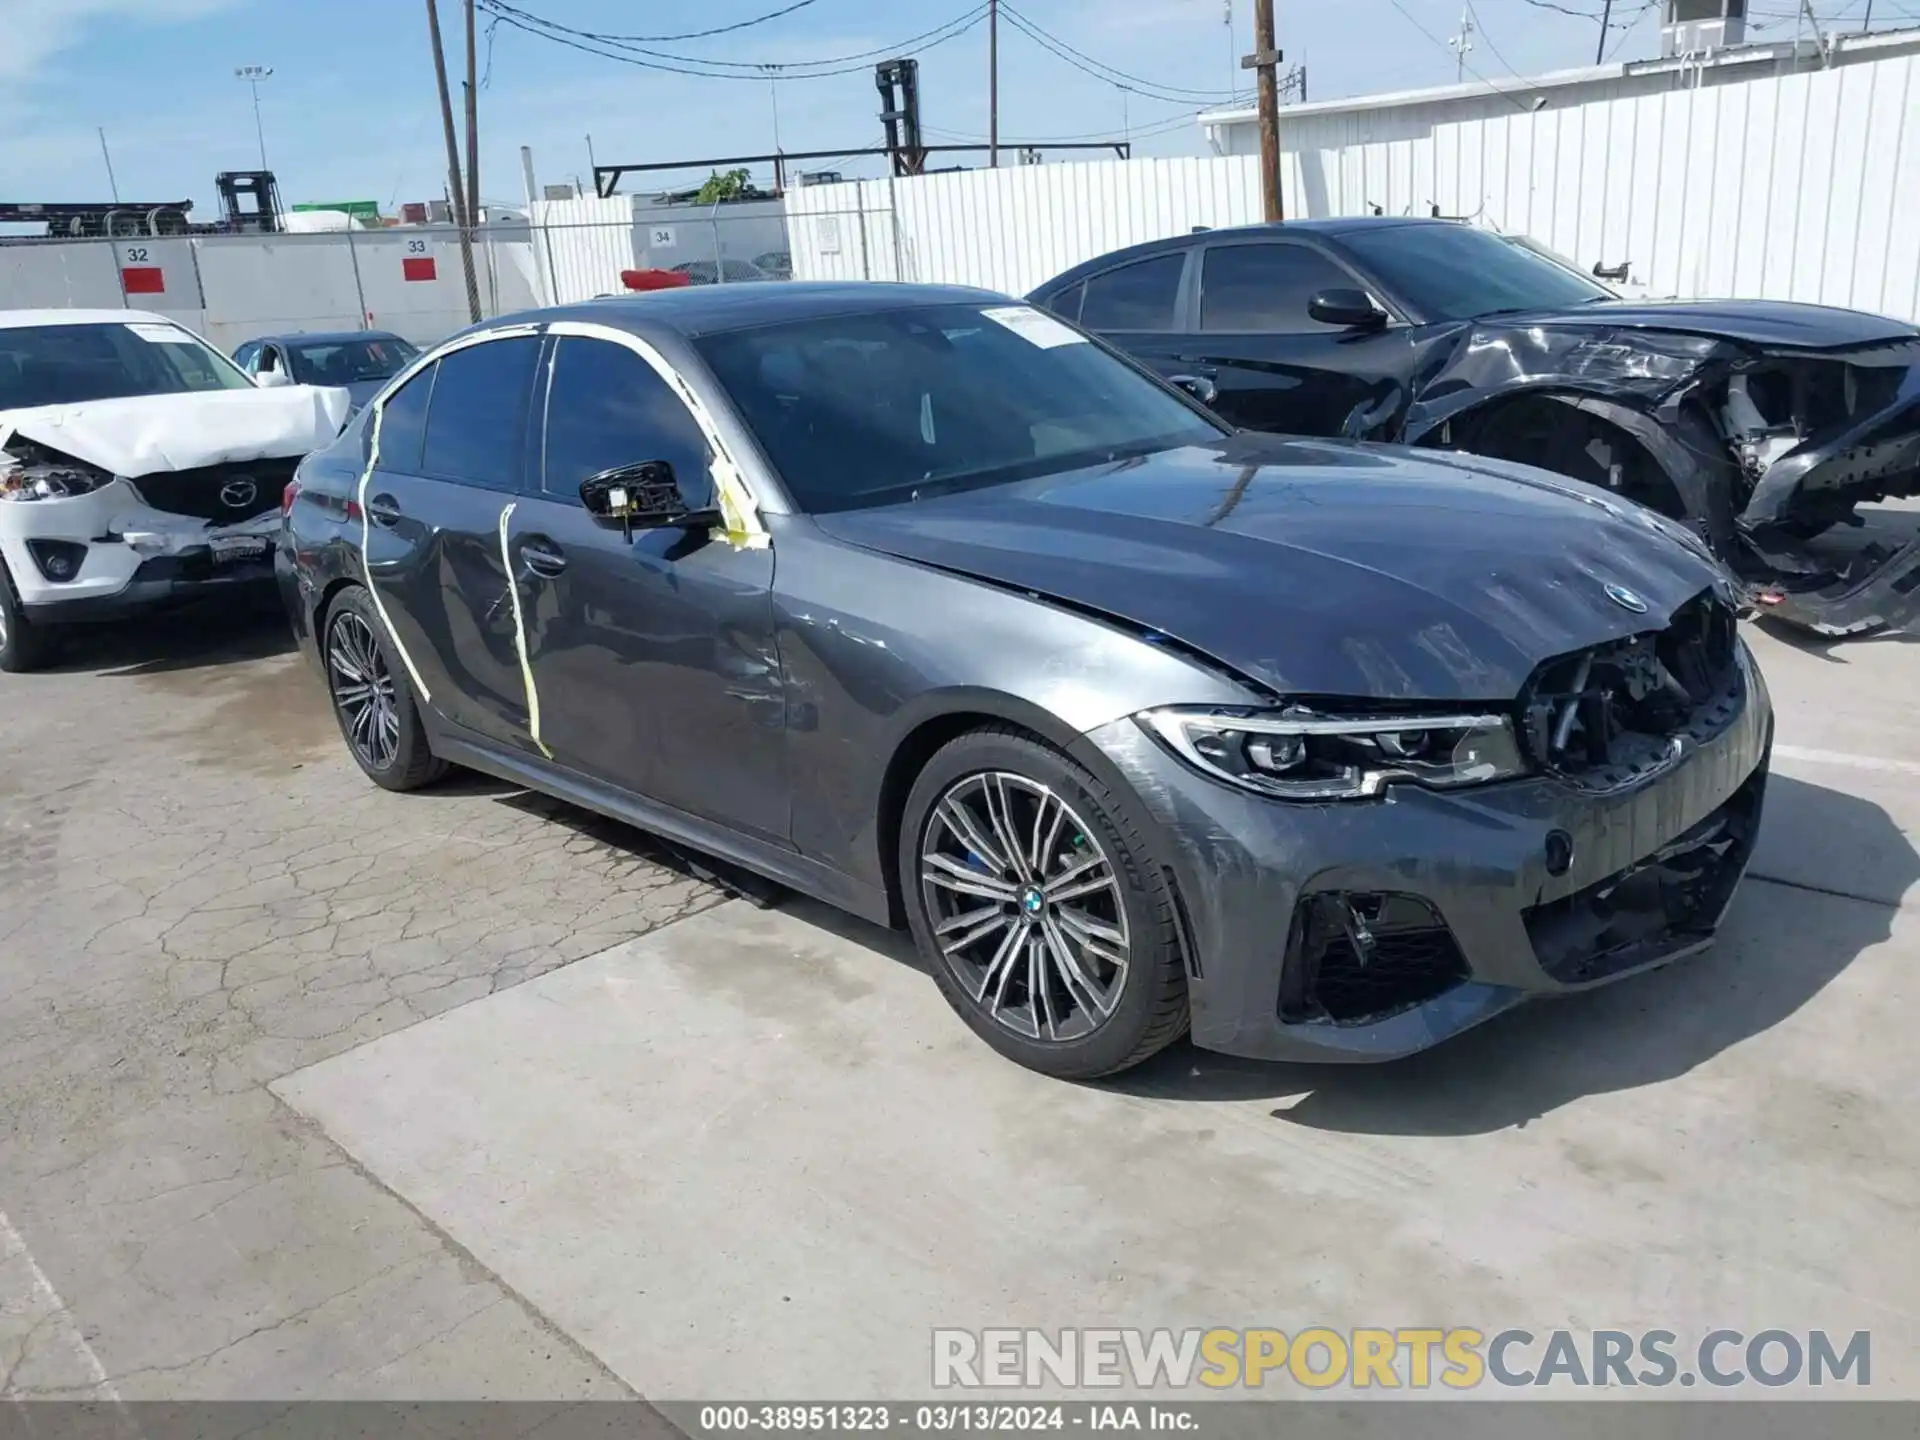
xmin=696 ymin=303 xmax=1225 ymax=514
xmin=287 ymin=336 xmax=420 ymax=386
xmin=0 ymin=321 xmax=255 ymax=410
xmin=1342 ymin=223 xmax=1612 ymax=321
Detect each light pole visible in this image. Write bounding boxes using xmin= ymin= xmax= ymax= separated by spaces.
xmin=234 ymin=65 xmax=273 ymax=170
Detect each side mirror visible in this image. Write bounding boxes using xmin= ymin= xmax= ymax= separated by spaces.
xmin=579 ymin=461 xmax=720 ymax=544
xmin=1593 ymin=260 xmax=1631 ymax=283
xmin=1307 ymin=288 xmax=1389 ymax=331
xmin=254 ymin=366 xmax=293 ymax=388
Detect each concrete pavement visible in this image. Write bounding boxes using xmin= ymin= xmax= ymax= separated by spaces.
xmin=1 ymin=608 xmax=1916 ymax=1402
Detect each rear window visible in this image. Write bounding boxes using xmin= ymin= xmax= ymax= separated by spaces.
xmin=1078 ymin=254 xmax=1183 ymax=331
xmin=288 ymin=336 xmax=420 ymax=386
xmin=421 ymin=337 xmax=539 ymax=489
xmin=0 ymin=322 xmax=254 ymax=409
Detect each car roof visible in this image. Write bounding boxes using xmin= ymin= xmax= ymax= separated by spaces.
xmin=1030 ymin=216 xmax=1467 ymax=290
xmin=0 ymin=308 xmax=176 ymax=330
xmin=495 ymin=281 xmax=1011 ymax=340
xmin=248 ymin=329 xmax=407 ymax=345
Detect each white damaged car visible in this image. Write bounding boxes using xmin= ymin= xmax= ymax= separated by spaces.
xmin=0 ymin=309 xmax=350 ymax=671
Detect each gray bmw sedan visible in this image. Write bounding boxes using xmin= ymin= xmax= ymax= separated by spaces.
xmin=278 ymin=283 xmax=1771 ymax=1079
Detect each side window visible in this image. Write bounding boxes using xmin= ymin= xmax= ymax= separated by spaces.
xmin=540 ymin=336 xmax=711 ymax=502
xmin=1078 ymin=254 xmax=1184 ymax=332
xmin=421 ymin=335 xmax=540 ymax=490
xmin=373 ymin=361 xmax=436 ymax=473
xmin=1199 ymin=244 xmax=1364 ymax=333
xmin=1042 ymin=282 xmax=1084 ymax=323
xmin=234 ymin=343 xmax=258 ymax=373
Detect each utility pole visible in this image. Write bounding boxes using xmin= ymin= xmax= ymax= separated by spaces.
xmin=464 ymin=0 xmax=481 ymax=231
xmin=1864 ymin=0 xmax=1874 ymax=31
xmin=1243 ymin=0 xmax=1283 ymax=221
xmin=1448 ymin=8 xmax=1475 ymax=83
xmin=988 ymin=0 xmax=1000 ymax=167
xmin=425 ymin=0 xmax=481 ymax=322
xmin=1224 ymin=0 xmax=1236 ymax=93
xmin=1595 ymin=0 xmax=1614 ymax=63
xmin=1800 ymin=0 xmax=1832 ymax=63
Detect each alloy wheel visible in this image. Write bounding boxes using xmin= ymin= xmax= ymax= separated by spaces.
xmin=919 ymin=771 xmax=1131 ymax=1043
xmin=327 ymin=611 xmax=400 ymax=771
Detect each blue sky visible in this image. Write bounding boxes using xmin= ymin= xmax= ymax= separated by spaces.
xmin=0 ymin=0 xmax=1897 ymax=216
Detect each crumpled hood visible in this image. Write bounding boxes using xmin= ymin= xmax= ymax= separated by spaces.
xmin=814 ymin=437 xmax=1727 ymax=702
xmin=1502 ymin=299 xmax=1919 ymax=350
xmin=0 ymin=385 xmax=351 ymax=478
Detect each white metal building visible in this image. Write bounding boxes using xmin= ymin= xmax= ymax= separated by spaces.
xmin=1194 ymin=25 xmax=1920 ymax=314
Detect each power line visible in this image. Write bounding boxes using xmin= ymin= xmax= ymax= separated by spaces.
xmin=505 ymin=0 xmax=827 ymax=42
xmin=997 ymin=2 xmax=1245 ymax=99
xmin=996 ymin=9 xmax=1246 ymax=106
xmin=1602 ymin=0 xmax=1658 ymax=57
xmin=475 ymin=0 xmax=989 ymax=78
xmin=1381 ymin=0 xmax=1541 ymax=107
xmin=1465 ymin=0 xmax=1526 ymax=75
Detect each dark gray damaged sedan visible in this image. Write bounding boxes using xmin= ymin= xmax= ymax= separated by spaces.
xmin=279 ymin=282 xmax=1772 ymax=1079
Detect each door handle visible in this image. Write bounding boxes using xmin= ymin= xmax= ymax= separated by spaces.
xmin=519 ymin=536 xmax=568 ymax=578
xmin=366 ymin=493 xmax=403 ymax=528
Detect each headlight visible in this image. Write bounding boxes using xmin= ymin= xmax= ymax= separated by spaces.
xmin=1138 ymin=706 xmax=1530 ymax=800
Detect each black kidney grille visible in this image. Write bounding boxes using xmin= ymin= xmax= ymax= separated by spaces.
xmin=129 ymin=457 xmax=299 ymax=523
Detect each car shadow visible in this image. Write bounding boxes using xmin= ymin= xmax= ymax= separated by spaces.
xmin=1105 ymin=772 xmax=1909 ymax=1133
xmin=489 ymin=787 xmax=798 ymax=904
xmin=42 ymin=600 xmax=297 ymax=677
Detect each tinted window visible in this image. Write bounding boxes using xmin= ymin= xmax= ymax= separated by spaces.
xmin=0 ymin=322 xmax=253 ymax=409
xmin=1340 ymin=223 xmax=1611 ymax=321
xmin=1078 ymin=254 xmax=1183 ymax=331
xmin=541 ymin=337 xmax=710 ymax=501
xmin=233 ymin=342 xmax=258 ymax=371
xmin=1200 ymin=244 xmax=1362 ymax=332
xmin=421 ymin=336 xmax=539 ymax=489
xmin=1042 ymin=282 xmax=1084 ymax=323
xmin=374 ymin=362 xmax=436 ymax=473
xmin=696 ymin=302 xmax=1223 ymax=515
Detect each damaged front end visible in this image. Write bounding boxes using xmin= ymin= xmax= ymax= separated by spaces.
xmin=1404 ymin=319 xmax=1920 ymax=636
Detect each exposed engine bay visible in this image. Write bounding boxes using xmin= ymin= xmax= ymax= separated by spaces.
xmin=1395 ymin=319 xmax=1920 ymax=636
xmin=1519 ymin=589 xmax=1744 ymax=792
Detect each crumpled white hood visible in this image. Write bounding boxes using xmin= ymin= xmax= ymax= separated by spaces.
xmin=0 ymin=385 xmax=351 ymax=478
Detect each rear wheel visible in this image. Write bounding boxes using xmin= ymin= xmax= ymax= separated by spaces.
xmin=899 ymin=727 xmax=1188 ymax=1079
xmin=0 ymin=558 xmax=56 ymax=674
xmin=322 ymin=586 xmax=447 ymax=791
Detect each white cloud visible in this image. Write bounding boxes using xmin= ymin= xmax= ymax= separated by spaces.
xmin=0 ymin=0 xmax=244 ymax=79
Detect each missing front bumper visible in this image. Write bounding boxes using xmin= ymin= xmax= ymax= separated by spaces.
xmin=1524 ymin=761 xmax=1766 ymax=985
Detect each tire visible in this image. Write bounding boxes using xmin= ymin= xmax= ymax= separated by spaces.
xmin=0 ymin=557 xmax=57 ymax=674
xmin=321 ymin=586 xmax=447 ymax=792
xmin=898 ymin=726 xmax=1189 ymax=1080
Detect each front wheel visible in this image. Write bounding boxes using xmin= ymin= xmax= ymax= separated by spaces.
xmin=899 ymin=727 xmax=1189 ymax=1079
xmin=322 ymin=586 xmax=447 ymax=791
xmin=0 ymin=558 xmax=56 ymax=673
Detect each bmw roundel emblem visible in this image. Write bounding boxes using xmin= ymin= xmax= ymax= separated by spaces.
xmin=1605 ymin=583 xmax=1650 ymax=614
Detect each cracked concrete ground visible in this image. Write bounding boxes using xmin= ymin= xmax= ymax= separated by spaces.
xmin=5 ymin=599 xmax=1920 ymax=1406
xmin=0 ymin=609 xmax=719 ymax=1402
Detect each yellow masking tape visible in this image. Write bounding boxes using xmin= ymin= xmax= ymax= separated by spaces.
xmin=355 ymin=402 xmax=433 ymax=704
xmin=496 ymin=501 xmax=553 ymax=759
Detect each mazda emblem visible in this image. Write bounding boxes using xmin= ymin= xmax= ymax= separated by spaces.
xmin=1605 ymin=583 xmax=1649 ymax=614
xmin=219 ymin=478 xmax=258 ymax=509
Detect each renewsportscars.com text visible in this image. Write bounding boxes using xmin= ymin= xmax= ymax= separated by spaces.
xmin=932 ymin=1327 xmax=1871 ymax=1391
